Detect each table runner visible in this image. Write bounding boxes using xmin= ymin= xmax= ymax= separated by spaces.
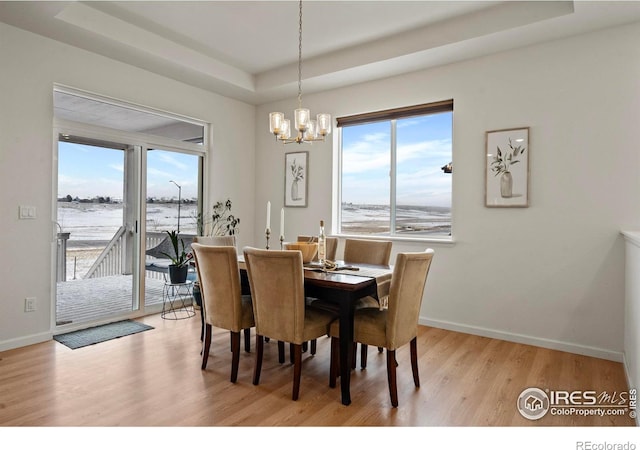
xmin=317 ymin=266 xmax=392 ymax=308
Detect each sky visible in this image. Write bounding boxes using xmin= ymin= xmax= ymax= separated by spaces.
xmin=59 ymin=110 xmax=452 ymax=208
xmin=58 ymin=142 xmax=199 ymax=200
xmin=341 ymin=111 xmax=452 ymax=208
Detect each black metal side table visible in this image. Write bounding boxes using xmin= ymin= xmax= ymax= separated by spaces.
xmin=161 ymin=280 xmax=196 ymax=320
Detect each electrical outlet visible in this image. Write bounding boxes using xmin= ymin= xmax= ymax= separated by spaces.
xmin=25 ymin=297 xmax=36 ymax=312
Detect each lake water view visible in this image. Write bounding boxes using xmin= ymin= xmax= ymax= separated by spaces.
xmin=57 ymin=202 xmax=199 ymax=242
xmin=58 ymin=202 xmax=451 ymax=242
xmin=57 ymin=202 xmax=450 ymax=280
xmin=58 ymin=202 xmax=198 ymax=280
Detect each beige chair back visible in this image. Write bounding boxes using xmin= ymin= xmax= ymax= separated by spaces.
xmin=192 ymin=243 xmax=248 ymax=332
xmin=243 ymin=247 xmax=306 ymax=344
xmin=385 ymin=250 xmax=434 ymax=349
xmin=193 ymin=235 xmax=236 ymax=247
xmin=343 ymin=238 xmax=392 ymax=265
xmin=297 ymin=235 xmax=338 ymax=261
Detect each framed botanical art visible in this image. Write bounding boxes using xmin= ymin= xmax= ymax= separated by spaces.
xmin=485 ymin=127 xmax=529 ymax=207
xmin=284 ymin=151 xmax=308 ymax=207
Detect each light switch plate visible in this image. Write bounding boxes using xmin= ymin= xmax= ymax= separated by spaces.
xmin=19 ymin=205 xmax=36 ymax=219
xmin=25 ymin=297 xmax=36 ymax=312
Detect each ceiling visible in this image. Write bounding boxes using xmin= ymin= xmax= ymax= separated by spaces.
xmin=2 ymin=1 xmax=640 ymax=105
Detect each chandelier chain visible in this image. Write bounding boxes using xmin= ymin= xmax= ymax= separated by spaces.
xmin=268 ymin=0 xmax=331 ymax=143
xmin=297 ymin=0 xmax=303 ymax=108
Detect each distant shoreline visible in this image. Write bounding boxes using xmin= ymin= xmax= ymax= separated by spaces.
xmin=57 ymin=201 xmax=451 ymax=243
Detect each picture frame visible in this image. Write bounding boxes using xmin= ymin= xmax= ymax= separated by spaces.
xmin=284 ymin=151 xmax=308 ymax=207
xmin=485 ymin=127 xmax=529 ymax=207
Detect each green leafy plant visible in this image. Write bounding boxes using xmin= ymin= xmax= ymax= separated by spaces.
xmin=490 ymin=138 xmax=526 ymax=176
xmin=161 ymin=230 xmax=191 ymax=266
xmin=197 ymin=199 xmax=240 ymax=236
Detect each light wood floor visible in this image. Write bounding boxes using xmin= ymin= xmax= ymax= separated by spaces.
xmin=0 ymin=312 xmax=635 ymax=427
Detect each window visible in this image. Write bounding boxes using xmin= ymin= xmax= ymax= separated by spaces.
xmin=337 ymin=100 xmax=453 ymax=238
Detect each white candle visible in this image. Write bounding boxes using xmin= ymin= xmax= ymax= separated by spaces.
xmin=266 ymin=201 xmax=271 ymax=231
xmin=280 ymin=208 xmax=285 ymax=239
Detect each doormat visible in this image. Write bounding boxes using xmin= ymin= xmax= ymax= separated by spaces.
xmin=54 ymin=320 xmax=154 ymax=349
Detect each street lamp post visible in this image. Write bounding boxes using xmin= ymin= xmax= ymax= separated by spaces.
xmin=169 ymin=180 xmax=181 ymax=233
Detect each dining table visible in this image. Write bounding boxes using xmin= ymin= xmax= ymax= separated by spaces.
xmin=238 ymin=256 xmax=392 ymax=406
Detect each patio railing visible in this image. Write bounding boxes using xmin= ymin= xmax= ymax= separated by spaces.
xmin=85 ymin=226 xmax=127 ymax=279
xmin=59 ymin=229 xmax=170 ymax=280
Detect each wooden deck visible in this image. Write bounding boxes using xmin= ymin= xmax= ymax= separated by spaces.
xmin=56 ymin=274 xmax=174 ymax=325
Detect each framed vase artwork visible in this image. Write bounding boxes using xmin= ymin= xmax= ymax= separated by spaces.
xmin=485 ymin=127 xmax=529 ymax=207
xmin=284 ymin=151 xmax=308 ymax=207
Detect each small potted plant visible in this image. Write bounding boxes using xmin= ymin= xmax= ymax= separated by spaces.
xmin=161 ymin=230 xmax=192 ymax=284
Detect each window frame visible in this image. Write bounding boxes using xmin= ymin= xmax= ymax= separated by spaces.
xmin=335 ymin=100 xmax=454 ymax=244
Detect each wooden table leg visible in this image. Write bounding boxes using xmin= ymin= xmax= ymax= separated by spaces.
xmin=338 ymin=300 xmax=354 ymax=406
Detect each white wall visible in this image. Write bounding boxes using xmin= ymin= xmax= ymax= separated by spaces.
xmin=0 ymin=23 xmax=255 ymax=350
xmin=255 ymin=22 xmax=640 ymax=361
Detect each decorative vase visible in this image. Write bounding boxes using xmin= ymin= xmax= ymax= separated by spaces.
xmin=500 ymin=171 xmax=513 ymax=198
xmin=168 ymin=264 xmax=188 ymax=284
xmin=291 ymin=179 xmax=300 ymax=200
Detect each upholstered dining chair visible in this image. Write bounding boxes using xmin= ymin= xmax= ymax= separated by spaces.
xmin=243 ymin=246 xmax=337 ymax=401
xmin=343 ymin=237 xmax=392 ymax=265
xmin=193 ymin=235 xmax=237 ymax=246
xmin=297 ymin=234 xmax=338 ymax=354
xmin=191 ymin=235 xmax=237 ymax=341
xmin=329 ymin=249 xmax=434 ymax=407
xmin=297 ymin=235 xmax=338 ymax=261
xmin=343 ymin=238 xmax=392 ymax=303
xmin=191 ymin=243 xmax=254 ymax=383
xmin=310 ymin=238 xmax=392 ymax=368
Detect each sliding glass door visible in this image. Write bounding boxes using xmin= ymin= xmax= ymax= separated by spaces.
xmin=143 ymin=148 xmax=202 ymax=309
xmin=56 ymin=137 xmax=138 ymax=325
xmin=53 ymin=86 xmax=206 ymax=329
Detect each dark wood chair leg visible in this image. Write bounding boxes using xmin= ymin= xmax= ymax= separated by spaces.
xmin=230 ymin=331 xmax=240 ymax=383
xmin=290 ymin=343 xmax=295 ymax=364
xmin=386 ymin=349 xmax=398 ymax=407
xmin=378 ymin=347 xmax=383 ymax=353
xmin=302 ymin=341 xmax=308 ymax=352
xmin=329 ymin=337 xmax=339 ymax=388
xmin=253 ymin=335 xmax=264 ymax=385
xmin=199 ymin=310 xmax=204 ymax=341
xmin=201 ymin=324 xmax=212 ymax=370
xmin=292 ymin=343 xmax=302 ymax=400
xmin=310 ymin=339 xmax=317 ymax=355
xmin=352 ymin=342 xmax=357 ymax=369
xmin=278 ymin=340 xmax=285 ymax=364
xmin=361 ymin=344 xmax=368 ymax=369
xmin=244 ymin=328 xmax=251 ymax=353
xmin=410 ymin=337 xmax=420 ymax=387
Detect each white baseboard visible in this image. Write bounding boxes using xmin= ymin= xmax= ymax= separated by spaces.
xmin=0 ymin=332 xmax=52 ymax=353
xmin=419 ymin=316 xmax=623 ymax=363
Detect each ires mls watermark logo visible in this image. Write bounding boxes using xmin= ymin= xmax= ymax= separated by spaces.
xmin=517 ymin=387 xmax=637 ymax=420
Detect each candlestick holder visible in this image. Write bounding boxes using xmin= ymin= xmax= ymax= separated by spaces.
xmin=265 ymin=228 xmax=271 ymax=250
xmin=280 ymin=235 xmax=284 ymax=250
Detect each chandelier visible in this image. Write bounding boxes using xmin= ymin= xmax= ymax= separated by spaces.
xmin=269 ymin=0 xmax=331 ymax=144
